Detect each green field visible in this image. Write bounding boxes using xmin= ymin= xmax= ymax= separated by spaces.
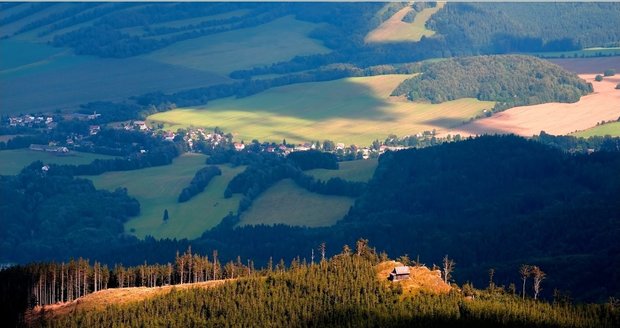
xmin=148 ymin=74 xmax=494 ymax=145
xmin=145 ymin=15 xmax=329 ymax=75
xmin=0 ymin=39 xmax=227 ymax=114
xmin=1 ymin=12 xmax=330 ymax=114
xmin=0 ymin=148 xmax=118 ymax=175
xmin=238 ymin=179 xmax=354 ymax=227
xmin=572 ymin=121 xmax=620 ymax=137
xmin=307 ymin=159 xmax=378 ymax=183
xmin=87 ymin=154 xmax=245 ymax=240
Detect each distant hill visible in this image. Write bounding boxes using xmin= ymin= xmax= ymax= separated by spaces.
xmin=391 ymin=55 xmax=592 ymax=111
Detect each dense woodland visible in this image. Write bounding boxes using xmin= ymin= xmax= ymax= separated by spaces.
xmin=392 ymin=55 xmax=592 ymax=111
xmin=427 ymin=3 xmax=620 ymax=53
xmin=4 ymin=136 xmax=618 ymax=304
xmin=0 ymin=161 xmax=140 ymax=265
xmin=2 ymin=246 xmax=618 ymax=327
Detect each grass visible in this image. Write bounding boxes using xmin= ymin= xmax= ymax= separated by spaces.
xmin=145 ymin=15 xmax=330 ymax=75
xmin=121 ymin=9 xmax=250 ymax=37
xmin=572 ymin=121 xmax=620 ymax=137
xmin=87 ymin=153 xmax=245 ymax=240
xmin=307 ymin=159 xmax=378 ymax=183
xmin=365 ymin=3 xmax=444 ymax=43
xmin=0 ymin=44 xmax=228 ymax=114
xmin=1 ymin=13 xmax=327 ymax=114
xmin=0 ymin=39 xmax=65 ymax=72
xmin=0 ymin=148 xmax=117 ymax=176
xmin=27 ymin=280 xmax=230 ymax=323
xmin=148 ymin=74 xmax=495 ymax=145
xmin=238 ymin=179 xmax=354 ymax=227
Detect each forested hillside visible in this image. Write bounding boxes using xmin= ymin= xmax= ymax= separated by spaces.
xmin=427 ymin=2 xmax=620 ymax=53
xmin=391 ymin=55 xmax=592 ymax=110
xmin=19 ymin=253 xmax=620 ymax=327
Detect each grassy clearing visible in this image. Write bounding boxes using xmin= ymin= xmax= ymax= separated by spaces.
xmin=572 ymin=121 xmax=620 ymax=137
xmin=148 ymin=74 xmax=494 ymax=145
xmin=0 ymin=149 xmax=118 ymax=176
xmin=145 ymin=15 xmax=330 ymax=75
xmin=365 ymin=3 xmax=444 ymax=43
xmin=239 ymin=179 xmax=354 ymax=227
xmin=87 ymin=154 xmax=245 ymax=240
xmin=307 ymin=159 xmax=378 ymax=183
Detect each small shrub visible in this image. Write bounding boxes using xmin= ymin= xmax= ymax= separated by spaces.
xmin=603 ymin=69 xmax=616 ymax=77
xmin=595 ymin=75 xmax=603 ymax=82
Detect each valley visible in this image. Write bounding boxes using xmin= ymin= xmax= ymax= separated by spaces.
xmin=1 ymin=2 xmax=620 ymax=326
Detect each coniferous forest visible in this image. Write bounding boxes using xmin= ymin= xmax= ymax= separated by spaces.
xmin=4 ymin=244 xmax=619 ymax=327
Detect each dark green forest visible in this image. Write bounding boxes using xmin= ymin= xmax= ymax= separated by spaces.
xmin=391 ymin=55 xmax=592 ymax=110
xmin=4 ymin=136 xmax=618 ymax=303
xmin=427 ymin=3 xmax=620 ymax=53
xmin=12 ymin=251 xmax=620 ymax=328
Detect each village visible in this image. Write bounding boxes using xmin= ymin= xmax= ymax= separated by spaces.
xmin=3 ymin=111 xmax=445 ymax=161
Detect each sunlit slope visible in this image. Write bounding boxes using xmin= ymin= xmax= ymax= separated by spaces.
xmin=149 ymin=74 xmax=494 ymax=145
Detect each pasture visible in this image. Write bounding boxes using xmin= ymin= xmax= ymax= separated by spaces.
xmin=238 ymin=179 xmax=354 ymax=228
xmin=307 ymin=159 xmax=378 ymax=183
xmin=0 ymin=148 xmax=118 ymax=175
xmin=148 ymin=74 xmax=494 ymax=146
xmin=0 ymin=43 xmax=228 ymax=114
xmin=441 ymin=74 xmax=620 ymax=138
xmin=87 ymin=154 xmax=245 ymax=240
xmin=365 ymin=3 xmax=443 ymax=43
xmin=145 ymin=16 xmax=330 ymax=75
xmin=573 ymin=121 xmax=620 ymax=137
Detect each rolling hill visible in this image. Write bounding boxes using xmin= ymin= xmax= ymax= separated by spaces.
xmin=148 ymin=74 xmax=493 ymax=145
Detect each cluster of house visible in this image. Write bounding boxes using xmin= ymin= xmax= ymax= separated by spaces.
xmin=8 ymin=115 xmax=54 ymax=128
xmin=172 ymin=127 xmax=410 ymax=159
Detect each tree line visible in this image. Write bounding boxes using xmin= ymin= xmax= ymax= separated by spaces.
xmin=178 ymin=166 xmax=221 ymax=203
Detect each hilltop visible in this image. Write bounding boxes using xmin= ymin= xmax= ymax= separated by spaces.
xmin=16 ymin=252 xmax=619 ymax=327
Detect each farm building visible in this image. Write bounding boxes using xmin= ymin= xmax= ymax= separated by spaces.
xmin=388 ymin=266 xmax=411 ymax=281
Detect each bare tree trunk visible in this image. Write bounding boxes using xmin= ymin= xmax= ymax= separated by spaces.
xmin=520 ymin=265 xmax=531 ymax=300
xmin=442 ymin=255 xmax=455 ymax=284
xmin=60 ymin=263 xmax=64 ymax=303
